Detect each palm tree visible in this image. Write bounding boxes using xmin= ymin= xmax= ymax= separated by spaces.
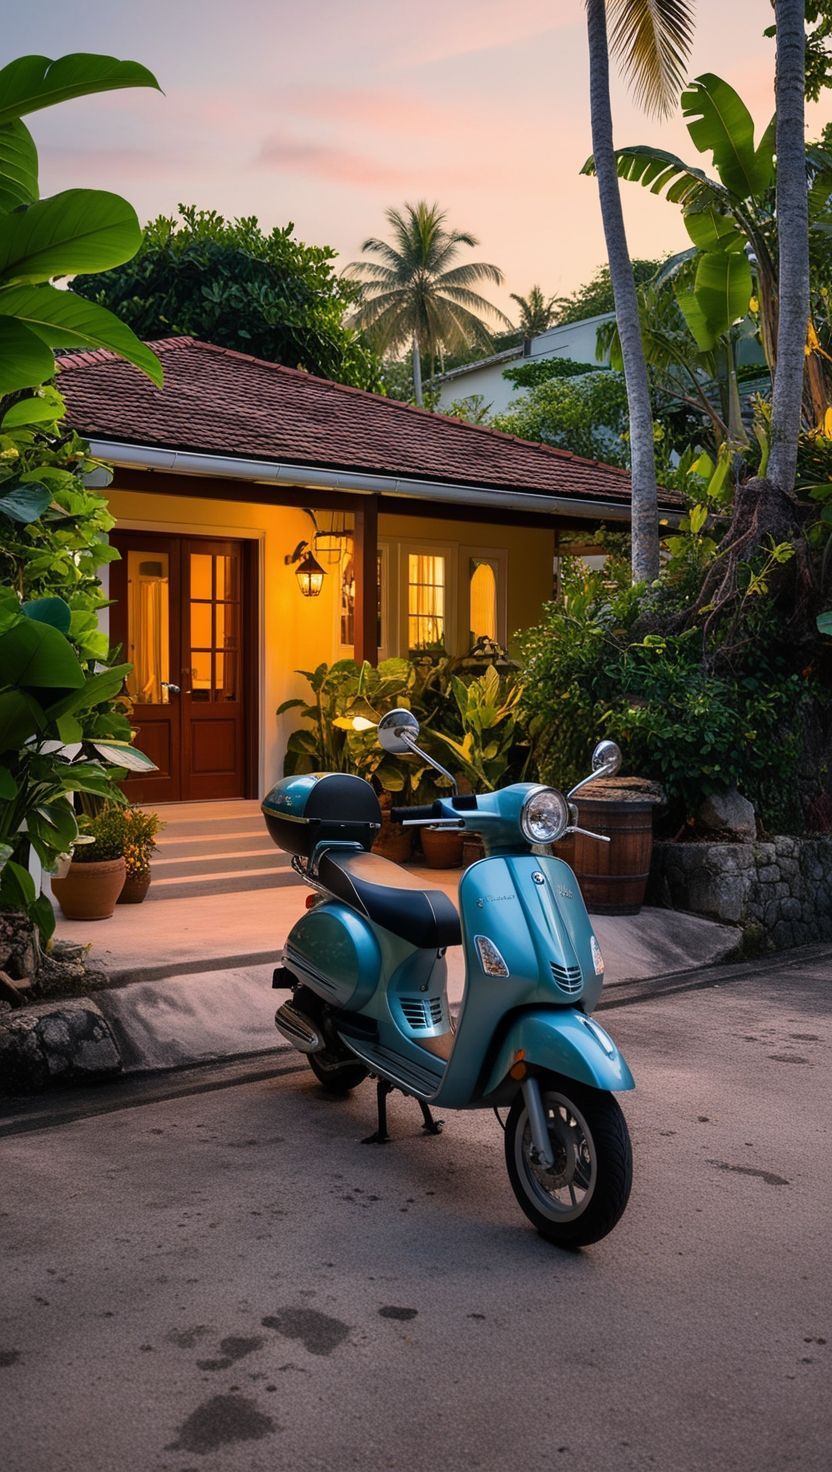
xmin=768 ymin=0 xmax=810 ymax=496
xmin=585 ymin=0 xmax=695 ymax=582
xmin=346 ymin=202 xmax=510 ymax=405
xmin=510 ymin=285 xmax=562 ymax=351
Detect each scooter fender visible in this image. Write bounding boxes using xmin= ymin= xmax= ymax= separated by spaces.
xmin=483 ymin=1008 xmax=635 ymax=1098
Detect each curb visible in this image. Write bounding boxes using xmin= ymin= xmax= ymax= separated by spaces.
xmin=5 ymin=940 xmax=829 ymax=1098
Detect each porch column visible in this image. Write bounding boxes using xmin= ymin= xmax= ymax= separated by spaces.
xmin=353 ymin=495 xmax=379 ymax=665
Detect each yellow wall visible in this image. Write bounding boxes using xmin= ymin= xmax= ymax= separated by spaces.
xmin=105 ymin=484 xmax=554 ymax=793
xmin=378 ymin=511 xmax=554 ymax=652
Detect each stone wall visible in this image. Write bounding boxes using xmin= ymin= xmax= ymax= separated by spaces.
xmin=649 ymin=836 xmax=832 ymax=951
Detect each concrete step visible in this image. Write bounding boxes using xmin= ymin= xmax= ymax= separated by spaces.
xmin=152 ymin=813 xmax=267 ymax=839
xmin=155 ymin=831 xmax=275 ymax=860
xmin=153 ymin=849 xmax=291 ymax=878
xmin=142 ymin=800 xmax=261 ymax=822
xmin=146 ymin=866 xmax=300 ymax=900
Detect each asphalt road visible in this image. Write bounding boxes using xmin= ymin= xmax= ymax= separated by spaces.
xmin=2 ymin=952 xmax=831 ymax=1472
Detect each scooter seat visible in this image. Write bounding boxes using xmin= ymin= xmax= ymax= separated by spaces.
xmin=317 ymin=849 xmax=461 ymax=949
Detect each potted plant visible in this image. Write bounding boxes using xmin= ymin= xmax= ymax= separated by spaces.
xmin=51 ymin=806 xmax=127 ymax=921
xmin=117 ymin=807 xmax=164 ymax=903
xmin=423 ymin=665 xmax=526 ymax=867
xmin=420 ymin=824 xmax=465 ymax=869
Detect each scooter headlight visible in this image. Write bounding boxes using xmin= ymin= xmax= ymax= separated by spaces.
xmin=520 ymin=787 xmax=569 ymax=845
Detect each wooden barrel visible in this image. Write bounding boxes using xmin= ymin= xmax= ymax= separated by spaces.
xmin=571 ymin=797 xmax=654 ymax=915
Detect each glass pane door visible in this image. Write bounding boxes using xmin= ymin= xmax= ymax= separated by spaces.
xmin=125 ymin=550 xmax=171 ymax=704
xmin=188 ymin=550 xmax=240 ymax=702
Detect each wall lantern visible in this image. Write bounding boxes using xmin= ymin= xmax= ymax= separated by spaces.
xmin=285 ymin=541 xmax=326 ymax=597
xmin=314 ymin=510 xmax=349 ymax=567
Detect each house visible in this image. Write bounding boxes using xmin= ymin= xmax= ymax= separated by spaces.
xmin=58 ymin=336 xmax=679 ymax=808
xmin=434 ymin=313 xmax=614 ymax=416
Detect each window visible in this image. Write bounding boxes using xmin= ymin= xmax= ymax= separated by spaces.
xmin=408 ymin=552 xmax=446 ymax=651
xmin=465 ymin=549 xmax=507 ymax=648
xmin=469 ymin=559 xmax=498 ymax=644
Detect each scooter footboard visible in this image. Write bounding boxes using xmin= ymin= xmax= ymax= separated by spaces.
xmin=482 ymin=1008 xmax=635 ymax=1100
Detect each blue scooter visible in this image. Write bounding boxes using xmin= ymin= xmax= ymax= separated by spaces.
xmin=263 ymin=710 xmax=634 ymax=1248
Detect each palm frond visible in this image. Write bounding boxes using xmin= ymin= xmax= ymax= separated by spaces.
xmin=352 ymin=295 xmax=412 ymax=351
xmin=430 ymin=229 xmax=479 ymax=273
xmin=438 ymin=285 xmax=513 ymax=327
xmin=343 ymin=260 xmax=401 ymax=285
xmin=438 ymin=261 xmax=505 ymax=289
xmin=349 ymin=288 xmax=408 ymax=332
xmin=355 ymin=237 xmax=409 ymax=272
xmin=607 ymin=0 xmax=696 ymax=119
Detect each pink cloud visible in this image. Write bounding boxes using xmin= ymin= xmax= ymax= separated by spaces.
xmin=256 ymin=137 xmax=467 ymax=188
xmin=275 ymin=83 xmax=464 ymax=136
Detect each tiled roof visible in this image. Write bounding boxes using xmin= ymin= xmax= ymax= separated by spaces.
xmin=57 ymin=337 xmax=676 ymax=508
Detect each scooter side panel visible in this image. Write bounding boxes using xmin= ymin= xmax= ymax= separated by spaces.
xmin=284 ymin=901 xmax=380 ymax=1009
xmin=482 ymin=1008 xmax=635 ymax=1098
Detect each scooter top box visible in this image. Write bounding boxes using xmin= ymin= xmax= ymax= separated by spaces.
xmin=262 ymin=772 xmax=382 ymax=858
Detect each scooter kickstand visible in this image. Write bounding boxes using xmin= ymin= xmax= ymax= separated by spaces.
xmin=419 ymin=1100 xmax=444 ymax=1136
xmin=362 ymin=1080 xmax=393 ymax=1145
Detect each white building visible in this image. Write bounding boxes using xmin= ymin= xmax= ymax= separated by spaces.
xmin=434 ymin=312 xmax=614 ymax=417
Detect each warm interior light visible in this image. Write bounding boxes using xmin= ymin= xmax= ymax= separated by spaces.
xmin=295 ymin=549 xmax=325 ymax=598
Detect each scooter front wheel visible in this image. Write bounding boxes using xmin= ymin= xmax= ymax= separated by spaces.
xmin=504 ymin=1075 xmax=632 ymax=1248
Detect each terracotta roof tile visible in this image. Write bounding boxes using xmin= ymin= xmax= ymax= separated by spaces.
xmin=57 ymin=337 xmax=678 ymax=509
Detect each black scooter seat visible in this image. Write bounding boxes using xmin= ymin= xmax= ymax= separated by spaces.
xmin=317 ymin=849 xmax=461 ymax=949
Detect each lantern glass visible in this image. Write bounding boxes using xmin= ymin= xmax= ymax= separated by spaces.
xmin=296 ymin=549 xmax=325 ymax=597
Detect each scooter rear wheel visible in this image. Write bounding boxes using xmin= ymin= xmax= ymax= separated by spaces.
xmin=291 ymin=984 xmax=369 ymax=1095
xmin=504 ymin=1074 xmax=632 ymax=1248
xmin=308 ymin=1051 xmax=369 ymax=1095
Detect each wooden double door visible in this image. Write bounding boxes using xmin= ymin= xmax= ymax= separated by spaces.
xmin=110 ymin=532 xmax=255 ymax=803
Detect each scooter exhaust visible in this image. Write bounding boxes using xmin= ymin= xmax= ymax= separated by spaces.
xmin=274 ymin=1002 xmax=324 ymax=1054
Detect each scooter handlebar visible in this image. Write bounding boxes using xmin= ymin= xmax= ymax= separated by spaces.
xmin=390 ymin=801 xmax=442 ymax=824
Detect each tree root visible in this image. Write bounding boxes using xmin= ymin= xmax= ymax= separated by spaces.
xmin=683 ymin=476 xmax=816 ymax=649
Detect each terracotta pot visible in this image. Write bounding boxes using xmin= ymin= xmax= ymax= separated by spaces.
xmin=420 ymin=826 xmax=464 ymax=869
xmin=372 ymin=817 xmax=413 ymax=864
xmin=462 ymin=832 xmax=485 ymax=867
xmin=52 ymin=857 xmax=126 ymax=921
xmin=117 ymin=869 xmax=152 ymax=904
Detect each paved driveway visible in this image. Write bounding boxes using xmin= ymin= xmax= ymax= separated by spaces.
xmin=2 ymin=952 xmax=830 ymax=1472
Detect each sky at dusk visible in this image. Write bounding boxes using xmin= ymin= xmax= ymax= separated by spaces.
xmin=8 ymin=1 xmax=832 ymax=319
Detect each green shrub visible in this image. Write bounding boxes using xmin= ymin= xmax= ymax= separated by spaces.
xmin=519 ymin=561 xmax=806 ymax=831
xmin=492 ymin=370 xmax=630 ymax=465
xmin=503 ymin=357 xmax=598 ymax=390
xmin=73 ymin=806 xmax=128 ymax=863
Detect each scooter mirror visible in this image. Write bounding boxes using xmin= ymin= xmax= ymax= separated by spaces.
xmin=377 ymin=707 xmax=421 ymax=754
xmin=592 ymin=739 xmax=622 ymax=776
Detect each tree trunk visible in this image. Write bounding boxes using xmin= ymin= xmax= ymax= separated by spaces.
xmin=768 ymin=0 xmax=809 ymax=494
xmin=412 ymin=337 xmax=424 ymax=406
xmin=585 ymin=0 xmax=660 ymax=584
